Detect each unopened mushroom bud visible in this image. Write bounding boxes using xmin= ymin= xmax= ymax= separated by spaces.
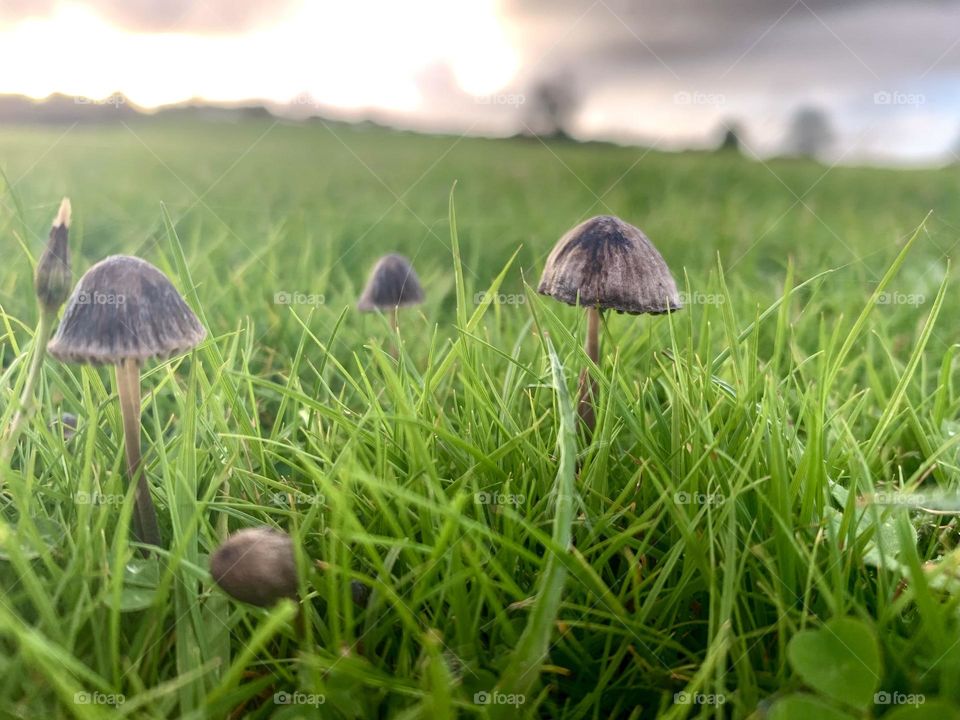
xmin=1 ymin=198 xmax=74 ymax=467
xmin=35 ymin=198 xmax=72 ymax=315
xmin=210 ymin=527 xmax=299 ymax=607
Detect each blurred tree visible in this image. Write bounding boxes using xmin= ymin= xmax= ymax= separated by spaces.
xmin=716 ymin=120 xmax=745 ymax=153
xmin=525 ymin=74 xmax=580 ymax=139
xmin=786 ymin=106 xmax=834 ymax=159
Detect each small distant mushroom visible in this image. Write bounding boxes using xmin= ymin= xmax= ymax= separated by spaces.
xmin=350 ymin=579 xmax=371 ymax=608
xmin=210 ymin=527 xmax=299 ymax=606
xmin=51 ymin=412 xmax=78 ymax=442
xmin=538 ymin=215 xmax=681 ymax=432
xmin=48 ymin=255 xmax=206 ymax=549
xmin=357 ymin=254 xmax=424 ymax=334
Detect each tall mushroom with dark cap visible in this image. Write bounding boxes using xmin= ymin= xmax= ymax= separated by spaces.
xmin=210 ymin=527 xmax=299 ymax=607
xmin=538 ymin=215 xmax=681 ymax=432
xmin=48 ymin=255 xmax=205 ymax=549
xmin=357 ymin=254 xmax=424 ymax=332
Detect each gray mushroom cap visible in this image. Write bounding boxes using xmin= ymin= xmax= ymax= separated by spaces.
xmin=48 ymin=255 xmax=206 ymax=365
xmin=357 ymin=254 xmax=424 ymax=311
xmin=210 ymin=527 xmax=299 ymax=607
xmin=537 ymin=215 xmax=682 ymax=315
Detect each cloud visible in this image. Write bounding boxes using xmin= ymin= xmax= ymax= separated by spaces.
xmin=506 ymin=0 xmax=960 ymax=76
xmin=0 ymin=0 xmax=299 ymax=33
xmin=493 ymin=0 xmax=960 ymax=160
xmin=0 ymin=0 xmax=55 ymax=24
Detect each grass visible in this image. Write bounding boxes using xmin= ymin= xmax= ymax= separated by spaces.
xmin=1 ymin=118 xmax=960 ymax=718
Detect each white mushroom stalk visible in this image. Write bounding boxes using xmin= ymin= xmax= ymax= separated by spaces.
xmin=115 ymin=357 xmax=160 ymax=549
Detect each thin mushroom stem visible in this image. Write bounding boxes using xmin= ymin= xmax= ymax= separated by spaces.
xmin=115 ymin=358 xmax=161 ymax=549
xmin=389 ymin=306 xmax=399 ymax=358
xmin=585 ymin=304 xmax=600 ymax=365
xmin=1 ymin=312 xmax=54 ymax=468
xmin=577 ymin=305 xmax=601 ymax=433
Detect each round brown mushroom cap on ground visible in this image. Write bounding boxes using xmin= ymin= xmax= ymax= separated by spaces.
xmin=357 ymin=254 xmax=425 ymax=311
xmin=47 ymin=255 xmax=206 ymax=365
xmin=537 ymin=215 xmax=682 ymax=315
xmin=210 ymin=527 xmax=299 ymax=607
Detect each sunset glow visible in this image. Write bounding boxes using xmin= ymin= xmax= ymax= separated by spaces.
xmin=0 ymin=0 xmax=519 ymax=111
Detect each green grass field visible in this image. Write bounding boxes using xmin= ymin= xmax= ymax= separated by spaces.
xmin=2 ymin=118 xmax=960 ymax=719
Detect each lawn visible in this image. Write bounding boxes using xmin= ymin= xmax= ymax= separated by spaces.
xmin=1 ymin=118 xmax=960 ymax=718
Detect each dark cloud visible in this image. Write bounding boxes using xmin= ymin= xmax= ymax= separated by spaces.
xmin=0 ymin=0 xmax=298 ymax=33
xmin=513 ymin=1 xmax=958 ymax=68
xmin=498 ymin=0 xmax=960 ymax=159
xmin=510 ymin=0 xmax=951 ymax=22
xmin=506 ymin=0 xmax=960 ymax=90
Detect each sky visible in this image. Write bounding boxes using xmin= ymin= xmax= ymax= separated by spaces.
xmin=1 ymin=0 xmax=960 ymax=165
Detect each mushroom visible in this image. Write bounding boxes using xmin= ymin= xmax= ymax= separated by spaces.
xmin=210 ymin=527 xmax=299 ymax=606
xmin=1 ymin=199 xmax=73 ymax=467
xmin=51 ymin=412 xmax=79 ymax=442
xmin=35 ymin=198 xmax=74 ymax=317
xmin=357 ymin=254 xmax=424 ymax=334
xmin=350 ymin=579 xmax=371 ymax=608
xmin=48 ymin=255 xmax=205 ymax=549
xmin=537 ymin=215 xmax=681 ymax=432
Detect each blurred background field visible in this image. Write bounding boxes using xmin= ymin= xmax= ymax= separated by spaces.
xmin=3 ymin=118 xmax=959 ymax=348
